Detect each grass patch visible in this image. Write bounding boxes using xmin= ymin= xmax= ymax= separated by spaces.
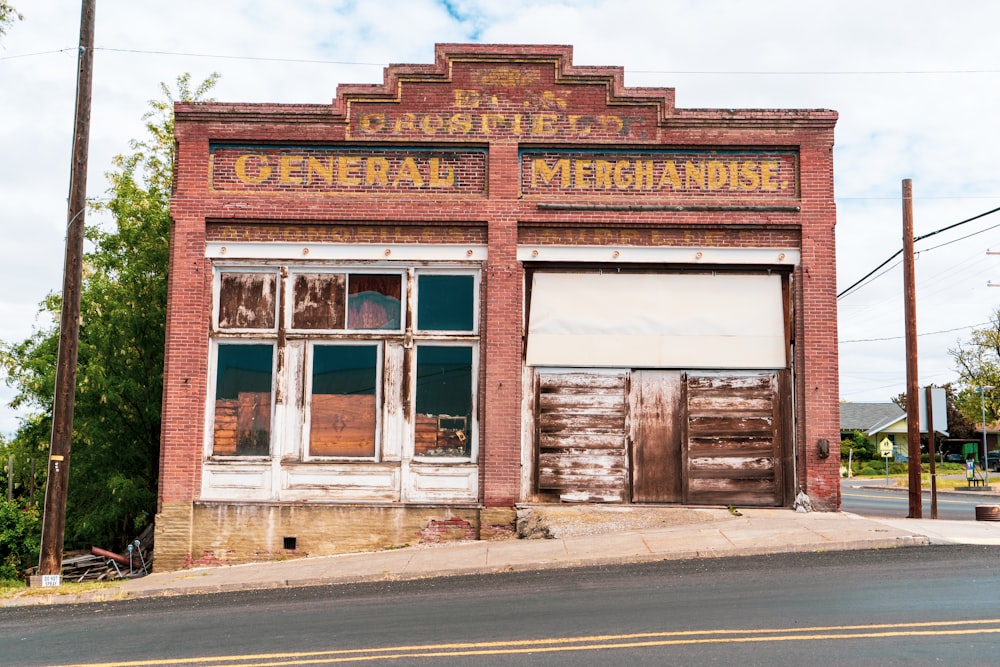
xmin=0 ymin=578 xmax=122 ymax=601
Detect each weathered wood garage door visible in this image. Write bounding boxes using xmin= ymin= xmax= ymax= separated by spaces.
xmin=630 ymin=371 xmax=683 ymax=503
xmin=536 ymin=372 xmax=628 ymax=502
xmin=684 ymin=373 xmax=787 ymax=506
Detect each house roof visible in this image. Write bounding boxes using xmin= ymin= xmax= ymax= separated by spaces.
xmin=840 ymin=402 xmax=905 ymax=432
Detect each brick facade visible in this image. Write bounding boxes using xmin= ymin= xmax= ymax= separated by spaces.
xmin=156 ymin=44 xmax=839 ymax=570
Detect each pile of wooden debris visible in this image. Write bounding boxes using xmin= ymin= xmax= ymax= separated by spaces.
xmin=30 ymin=525 xmax=153 ymax=583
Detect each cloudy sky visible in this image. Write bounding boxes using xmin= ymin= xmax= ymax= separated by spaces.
xmin=2 ymin=0 xmax=999 ymax=437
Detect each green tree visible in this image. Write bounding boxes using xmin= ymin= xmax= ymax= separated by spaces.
xmin=949 ymin=310 xmax=1000 ymax=431
xmin=0 ymin=73 xmax=218 ymax=551
xmin=0 ymin=2 xmax=23 ymax=40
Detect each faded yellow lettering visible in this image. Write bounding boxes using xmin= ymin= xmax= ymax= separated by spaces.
xmin=594 ymin=160 xmax=613 ymax=189
xmin=428 ymin=158 xmax=455 ymax=187
xmin=234 ymin=154 xmax=271 ymax=184
xmin=635 ymin=160 xmax=654 ymax=189
xmin=337 ymin=156 xmax=361 ymax=186
xmin=686 ymin=161 xmax=706 ymax=189
xmin=421 ymin=115 xmax=444 ymax=135
xmin=392 ymin=113 xmax=417 ymax=134
xmin=613 ymin=160 xmax=633 ymax=188
xmin=365 ymin=157 xmax=390 ymax=186
xmin=532 ymin=113 xmax=558 ymax=136
xmin=541 ymin=91 xmax=567 ymax=110
xmin=657 ymin=161 xmax=682 ymax=190
xmin=512 ymin=114 xmax=524 ymax=135
xmin=279 ymin=155 xmax=303 ymax=184
xmin=739 ymin=162 xmax=760 ymax=190
xmin=449 ymin=113 xmax=473 ymax=134
xmin=307 ymin=156 xmax=333 ymax=184
xmin=599 ymin=115 xmax=624 ymax=134
xmin=574 ymin=160 xmax=593 ymax=189
xmin=358 ymin=113 xmax=385 ymax=133
xmin=708 ymin=161 xmax=728 ymax=190
xmin=761 ymin=161 xmax=780 ymax=190
xmin=533 ymin=158 xmax=571 ymax=188
xmin=454 ymin=89 xmax=480 ymax=108
xmin=393 ymin=157 xmax=424 ymax=187
xmin=568 ymin=115 xmax=592 ymax=135
xmin=481 ymin=113 xmax=504 ymax=134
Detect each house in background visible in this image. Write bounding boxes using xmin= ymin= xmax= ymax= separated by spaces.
xmin=840 ymin=402 xmax=908 ymax=459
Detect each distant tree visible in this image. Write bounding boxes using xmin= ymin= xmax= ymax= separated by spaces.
xmin=0 ymin=73 xmax=218 ymax=551
xmin=0 ymin=2 xmax=23 ymax=41
xmin=841 ymin=430 xmax=875 ymax=461
xmin=949 ymin=310 xmax=1000 ymax=430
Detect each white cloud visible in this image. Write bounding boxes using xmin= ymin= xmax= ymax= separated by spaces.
xmin=1 ymin=0 xmax=999 ymax=435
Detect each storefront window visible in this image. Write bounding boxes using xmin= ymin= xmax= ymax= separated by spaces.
xmin=347 ymin=274 xmax=402 ymax=330
xmin=309 ymin=344 xmax=379 ymax=458
xmin=415 ymin=345 xmax=473 ymax=457
xmin=212 ymin=343 xmax=273 ymax=456
xmin=417 ymin=274 xmax=475 ymax=332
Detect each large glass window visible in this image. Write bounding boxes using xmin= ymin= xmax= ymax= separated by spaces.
xmin=218 ymin=272 xmax=277 ymax=330
xmin=415 ymin=345 xmax=473 ymax=457
xmin=417 ymin=274 xmax=475 ymax=332
xmin=213 ymin=344 xmax=273 ymax=456
xmin=309 ymin=345 xmax=379 ymax=458
xmin=212 ymin=265 xmax=478 ymax=464
xmin=292 ymin=272 xmax=402 ymax=331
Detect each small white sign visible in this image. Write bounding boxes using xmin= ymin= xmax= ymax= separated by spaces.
xmin=40 ymin=574 xmax=61 ymax=587
xmin=879 ymin=437 xmax=893 ymax=458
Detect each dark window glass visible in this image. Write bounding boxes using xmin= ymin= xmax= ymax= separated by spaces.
xmin=414 ymin=345 xmax=472 ymax=457
xmin=417 ymin=274 xmax=474 ymax=331
xmin=218 ymin=273 xmax=277 ymax=329
xmin=292 ymin=273 xmax=346 ymax=330
xmin=348 ymin=274 xmax=402 ymax=330
xmin=310 ymin=345 xmax=378 ymax=457
xmin=213 ymin=344 xmax=273 ymax=456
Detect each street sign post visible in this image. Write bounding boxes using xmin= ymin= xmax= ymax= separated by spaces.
xmin=879 ymin=437 xmax=893 ymax=484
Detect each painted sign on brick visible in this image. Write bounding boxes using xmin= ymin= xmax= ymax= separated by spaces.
xmin=211 ymin=146 xmax=487 ymax=194
xmin=521 ymin=149 xmax=798 ymax=197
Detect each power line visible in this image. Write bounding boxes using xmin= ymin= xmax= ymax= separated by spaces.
xmin=837 ymin=205 xmax=1000 ymax=300
xmin=839 ymin=322 xmax=985 ymax=344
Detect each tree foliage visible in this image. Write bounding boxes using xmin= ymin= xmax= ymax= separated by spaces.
xmin=0 ymin=2 xmax=22 ymax=40
xmin=949 ymin=309 xmax=1000 ymax=430
xmin=0 ymin=73 xmax=218 ymax=551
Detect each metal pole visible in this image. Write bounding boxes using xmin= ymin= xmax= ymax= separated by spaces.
xmin=980 ymin=386 xmax=994 ymax=486
xmin=926 ymin=386 xmax=937 ymax=519
xmin=36 ymin=0 xmax=96 ymax=583
xmin=902 ymin=179 xmax=921 ymax=518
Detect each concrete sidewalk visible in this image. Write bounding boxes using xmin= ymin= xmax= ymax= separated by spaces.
xmin=7 ymin=505 xmax=1000 ymax=608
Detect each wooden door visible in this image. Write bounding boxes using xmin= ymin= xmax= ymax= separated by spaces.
xmin=630 ymin=371 xmax=682 ymax=503
xmin=683 ymin=373 xmax=785 ymax=506
xmin=535 ymin=372 xmax=628 ymax=502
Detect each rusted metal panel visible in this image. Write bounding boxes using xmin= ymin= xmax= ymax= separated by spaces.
xmin=536 ymin=372 xmax=627 ymax=502
xmin=631 ymin=370 xmax=682 ymax=503
xmin=219 ymin=272 xmax=277 ymax=329
xmin=683 ymin=373 xmax=783 ymax=507
xmin=291 ymin=273 xmax=346 ymax=330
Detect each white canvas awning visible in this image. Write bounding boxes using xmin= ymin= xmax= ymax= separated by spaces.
xmin=526 ymin=272 xmax=787 ymax=369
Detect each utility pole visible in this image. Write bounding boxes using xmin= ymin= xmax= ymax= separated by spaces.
xmin=902 ymin=179 xmax=922 ymax=519
xmin=34 ymin=0 xmax=96 ymax=585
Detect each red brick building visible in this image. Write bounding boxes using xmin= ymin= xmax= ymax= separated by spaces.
xmin=155 ymin=44 xmax=839 ymax=570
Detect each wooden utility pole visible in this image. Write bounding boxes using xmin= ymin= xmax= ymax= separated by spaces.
xmin=35 ymin=0 xmax=96 ymax=583
xmin=902 ymin=179 xmax=922 ymax=519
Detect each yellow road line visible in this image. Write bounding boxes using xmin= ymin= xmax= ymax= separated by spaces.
xmin=57 ymin=618 xmax=1000 ymax=667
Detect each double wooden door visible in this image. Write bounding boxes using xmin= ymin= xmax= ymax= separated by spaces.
xmin=535 ymin=370 xmax=789 ymax=507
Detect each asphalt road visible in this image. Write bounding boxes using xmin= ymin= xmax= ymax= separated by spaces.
xmin=3 ymin=545 xmax=1000 ymax=666
xmin=841 ymin=479 xmax=997 ymax=520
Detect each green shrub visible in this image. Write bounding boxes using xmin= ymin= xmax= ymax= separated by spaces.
xmin=0 ymin=499 xmax=41 ymax=581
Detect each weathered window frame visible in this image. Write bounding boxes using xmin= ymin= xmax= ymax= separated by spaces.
xmin=412 ymin=342 xmax=479 ymax=462
xmin=207 ymin=340 xmax=276 ymax=458
xmin=304 ymin=341 xmax=383 ymax=461
xmin=214 ymin=268 xmax=280 ymax=333
xmin=209 ymin=263 xmax=480 ymax=465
